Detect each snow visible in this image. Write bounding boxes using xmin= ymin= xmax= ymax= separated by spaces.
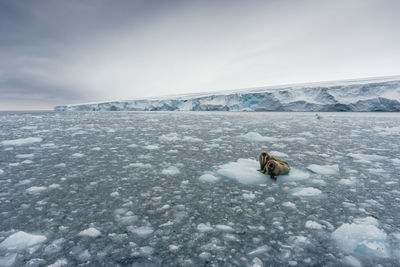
xmin=1 ymin=137 xmax=42 ymax=146
xmin=332 ymin=217 xmax=389 ymax=258
xmin=78 ymin=227 xmax=101 ymax=237
xmin=0 ymin=231 xmax=47 ymax=251
xmin=307 ymin=164 xmax=339 ymax=175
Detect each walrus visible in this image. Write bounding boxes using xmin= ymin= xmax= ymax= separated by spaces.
xmin=258 ymin=151 xmax=289 ymax=173
xmin=265 ymin=160 xmax=291 ymax=180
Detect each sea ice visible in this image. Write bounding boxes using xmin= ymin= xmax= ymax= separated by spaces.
xmin=78 ymin=227 xmax=101 ymax=237
xmin=16 ymin=153 xmax=34 ymax=159
xmin=332 ymin=217 xmax=389 ymax=258
xmin=0 ymin=231 xmax=47 ymax=251
xmin=215 ymin=225 xmax=234 ymax=232
xmin=182 ymin=136 xmax=203 ymax=142
xmin=307 ymin=164 xmax=339 ymax=175
xmin=127 ymin=162 xmax=152 ymax=169
xmin=348 ymin=153 xmax=388 ymax=162
xmin=129 ymin=226 xmax=154 ymax=237
xmin=197 ymin=223 xmax=213 ymax=232
xmin=305 ymin=220 xmax=323 ymax=229
xmin=0 ymin=169 xmax=3 ymax=175
xmin=1 ymin=137 xmax=42 ymax=146
xmin=269 ymin=151 xmax=289 ymax=158
xmin=0 ymin=253 xmax=17 ymax=267
xmin=240 ymin=132 xmax=278 ymax=142
xmin=143 ymin=145 xmax=159 ymax=150
xmin=159 ymin=133 xmax=180 ymax=142
xmin=71 ymin=153 xmax=84 ymax=158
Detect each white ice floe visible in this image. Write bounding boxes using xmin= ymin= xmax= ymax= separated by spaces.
xmin=159 ymin=133 xmax=180 ymax=142
xmin=0 ymin=169 xmax=3 ymax=175
xmin=292 ymin=187 xmax=322 ymax=197
xmin=240 ymin=132 xmax=278 ymax=142
xmin=26 ymin=186 xmax=47 ymax=194
xmin=129 ymin=226 xmax=154 ymax=237
xmin=71 ymin=153 xmax=84 ymax=158
xmin=343 ymin=255 xmax=363 ymax=267
xmin=332 ymin=217 xmax=389 ymax=258
xmin=305 ymin=220 xmax=323 ymax=229
xmin=199 ymin=174 xmax=219 ymax=183
xmin=55 ymin=163 xmax=66 ymax=168
xmin=47 ymin=258 xmax=68 ymax=267
xmin=0 ymin=253 xmax=17 ymax=267
xmin=213 ymin=158 xmax=309 ymax=185
xmin=348 ymin=153 xmax=388 ymax=162
xmin=0 ymin=231 xmax=47 ymax=251
xmin=127 ymin=144 xmax=138 ymax=148
xmin=91 ymin=147 xmax=101 ymax=151
xmin=182 ymin=136 xmax=203 ymax=142
xmin=127 ymin=162 xmax=152 ymax=169
xmin=143 ymin=145 xmax=159 ymax=150
xmin=1 ymin=137 xmax=42 ymax=146
xmin=78 ymin=227 xmax=101 ymax=237
xmin=197 ymin=223 xmax=214 ymax=232
xmin=16 ymin=153 xmax=34 ymax=159
xmin=243 ymin=193 xmax=256 ymax=200
xmin=307 ymin=164 xmax=339 ymax=175
xmin=161 ymin=166 xmax=180 ymax=175
xmin=282 ymin=202 xmax=296 ymax=208
xmin=215 ymin=225 xmax=234 ymax=232
xmin=248 ymin=245 xmax=271 ymax=256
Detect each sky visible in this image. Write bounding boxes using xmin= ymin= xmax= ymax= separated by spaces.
xmin=1 ymin=0 xmax=399 ymax=110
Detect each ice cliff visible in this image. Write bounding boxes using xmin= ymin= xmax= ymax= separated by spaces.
xmin=54 ymin=76 xmax=400 ymax=111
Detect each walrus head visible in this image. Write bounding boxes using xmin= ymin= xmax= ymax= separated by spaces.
xmin=261 ymin=152 xmax=270 ymax=160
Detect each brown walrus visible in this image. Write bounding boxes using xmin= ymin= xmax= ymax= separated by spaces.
xmin=265 ymin=160 xmax=291 ymax=180
xmin=258 ymin=151 xmax=289 ymax=172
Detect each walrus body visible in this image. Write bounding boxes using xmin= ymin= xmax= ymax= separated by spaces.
xmin=258 ymin=151 xmax=290 ymax=180
xmin=265 ymin=160 xmax=290 ymax=180
xmin=259 ymin=152 xmax=289 ymax=172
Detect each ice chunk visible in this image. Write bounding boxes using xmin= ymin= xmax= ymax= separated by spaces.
xmin=78 ymin=227 xmax=101 ymax=237
xmin=248 ymin=245 xmax=271 ymax=255
xmin=161 ymin=166 xmax=180 ymax=175
xmin=332 ymin=217 xmax=389 ymax=258
xmin=343 ymin=255 xmax=363 ymax=267
xmin=348 ymin=153 xmax=387 ymax=162
xmin=197 ymin=223 xmax=213 ymax=232
xmin=143 ymin=145 xmax=159 ymax=150
xmin=127 ymin=162 xmax=152 ymax=169
xmin=129 ymin=226 xmax=154 ymax=237
xmin=71 ymin=153 xmax=84 ymax=158
xmin=305 ymin=220 xmax=323 ymax=229
xmin=16 ymin=153 xmax=34 ymax=159
xmin=215 ymin=225 xmax=234 ymax=232
xmin=1 ymin=137 xmax=42 ymax=146
xmin=199 ymin=174 xmax=219 ymax=183
xmin=215 ymin=158 xmax=309 ymax=185
xmin=0 ymin=169 xmax=3 ymax=175
xmin=307 ymin=164 xmax=339 ymax=175
xmin=0 ymin=231 xmax=47 ymax=251
xmin=47 ymin=259 xmax=68 ymax=267
xmin=243 ymin=193 xmax=256 ymax=200
xmin=0 ymin=253 xmax=17 ymax=267
xmin=269 ymin=151 xmax=289 ymax=158
xmin=159 ymin=133 xmax=180 ymax=142
xmin=26 ymin=186 xmax=47 ymax=194
xmin=241 ymin=132 xmax=278 ymax=142
xmin=182 ymin=136 xmax=203 ymax=142
xmin=282 ymin=202 xmax=296 ymax=209
xmin=292 ymin=187 xmax=322 ymax=197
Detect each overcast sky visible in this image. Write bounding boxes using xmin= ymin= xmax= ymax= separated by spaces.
xmin=1 ymin=0 xmax=399 ymax=110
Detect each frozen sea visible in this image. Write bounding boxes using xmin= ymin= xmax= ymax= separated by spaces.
xmin=0 ymin=111 xmax=400 ymax=266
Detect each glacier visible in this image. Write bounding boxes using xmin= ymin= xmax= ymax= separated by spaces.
xmin=54 ymin=76 xmax=400 ymax=111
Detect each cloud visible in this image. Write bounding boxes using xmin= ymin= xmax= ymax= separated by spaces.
xmin=1 ymin=0 xmax=400 ymax=110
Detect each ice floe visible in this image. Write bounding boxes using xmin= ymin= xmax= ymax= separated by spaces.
xmin=199 ymin=174 xmax=219 ymax=183
xmin=0 ymin=231 xmax=47 ymax=251
xmin=1 ymin=137 xmax=42 ymax=146
xmin=307 ymin=164 xmax=339 ymax=175
xmin=26 ymin=186 xmax=47 ymax=194
xmin=292 ymin=187 xmax=322 ymax=197
xmin=78 ymin=227 xmax=101 ymax=237
xmin=161 ymin=166 xmax=180 ymax=175
xmin=332 ymin=217 xmax=389 ymax=258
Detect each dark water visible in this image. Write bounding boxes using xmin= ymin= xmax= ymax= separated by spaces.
xmin=0 ymin=111 xmax=399 ymax=266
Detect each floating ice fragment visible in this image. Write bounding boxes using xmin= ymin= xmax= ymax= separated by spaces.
xmin=26 ymin=186 xmax=47 ymax=194
xmin=1 ymin=137 xmax=42 ymax=146
xmin=182 ymin=136 xmax=203 ymax=142
xmin=0 ymin=231 xmax=47 ymax=251
xmin=215 ymin=225 xmax=234 ymax=232
xmin=243 ymin=193 xmax=256 ymax=200
xmin=0 ymin=169 xmax=3 ymax=175
xmin=127 ymin=162 xmax=152 ymax=169
xmin=282 ymin=202 xmax=296 ymax=208
xmin=71 ymin=153 xmax=84 ymax=158
xmin=305 ymin=220 xmax=323 ymax=229
xmin=197 ymin=223 xmax=213 ymax=232
xmin=240 ymin=132 xmax=278 ymax=142
xmin=78 ymin=227 xmax=101 ymax=237
xmin=143 ymin=145 xmax=159 ymax=150
xmin=159 ymin=133 xmax=180 ymax=142
xmin=269 ymin=151 xmax=289 ymax=158
xmin=161 ymin=166 xmax=180 ymax=175
xmin=0 ymin=253 xmax=17 ymax=267
xmin=199 ymin=174 xmax=219 ymax=183
xmin=16 ymin=153 xmax=34 ymax=159
xmin=248 ymin=245 xmax=271 ymax=255
xmin=129 ymin=226 xmax=154 ymax=237
xmin=292 ymin=187 xmax=322 ymax=197
xmin=348 ymin=153 xmax=387 ymax=162
xmin=47 ymin=258 xmax=68 ymax=267
xmin=332 ymin=217 xmax=389 ymax=258
xmin=307 ymin=164 xmax=339 ymax=175
xmin=343 ymin=255 xmax=363 ymax=267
